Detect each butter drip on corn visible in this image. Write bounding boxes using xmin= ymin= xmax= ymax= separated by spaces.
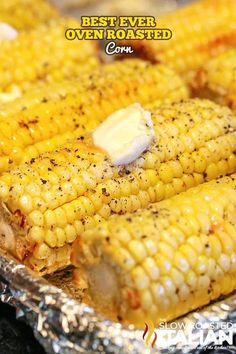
xmin=92 ymin=103 xmax=155 ymax=165
xmin=0 ymin=99 xmax=235 ymax=275
xmin=0 ymin=23 xmax=18 ymax=42
xmin=72 ymin=174 xmax=236 ymax=327
xmin=0 ymin=86 xmax=21 ymax=103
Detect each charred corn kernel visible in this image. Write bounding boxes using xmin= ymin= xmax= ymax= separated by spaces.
xmin=0 ymin=17 xmax=98 ymax=97
xmin=1 ymin=99 xmax=236 ymax=275
xmin=122 ymin=0 xmax=236 ymax=80
xmin=0 ymin=0 xmax=58 ymax=30
xmin=0 ymin=60 xmax=188 ymax=173
xmin=72 ymin=174 xmax=236 ymax=327
xmin=192 ymin=49 xmax=236 ymax=112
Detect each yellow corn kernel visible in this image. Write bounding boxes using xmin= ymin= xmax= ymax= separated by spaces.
xmin=0 ymin=17 xmax=98 ymax=98
xmin=0 ymin=0 xmax=59 ymax=30
xmin=1 ymin=99 xmax=236 ymax=275
xmin=72 ymin=174 xmax=236 ymax=326
xmin=123 ymin=0 xmax=236 ymax=80
xmin=192 ymin=49 xmax=236 ymax=112
xmin=0 ymin=59 xmax=188 ymax=173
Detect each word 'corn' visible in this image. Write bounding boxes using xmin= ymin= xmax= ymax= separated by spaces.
xmin=192 ymin=49 xmax=236 ymax=112
xmin=72 ymin=174 xmax=236 ymax=327
xmin=0 ymin=60 xmax=189 ymax=173
xmin=0 ymin=0 xmax=59 ymax=30
xmin=0 ymin=99 xmax=235 ymax=274
xmin=0 ymin=17 xmax=99 ymax=96
xmin=122 ymin=0 xmax=236 ymax=80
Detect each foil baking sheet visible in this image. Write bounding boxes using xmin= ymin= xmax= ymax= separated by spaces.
xmin=1 ymin=249 xmax=236 ymax=354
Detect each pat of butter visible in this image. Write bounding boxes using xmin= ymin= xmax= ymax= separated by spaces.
xmin=92 ymin=103 xmax=155 ymax=165
xmin=0 ymin=86 xmax=21 ymax=103
xmin=0 ymin=23 xmax=18 ymax=42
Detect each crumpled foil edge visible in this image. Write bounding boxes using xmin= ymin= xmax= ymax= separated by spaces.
xmin=0 ymin=250 xmax=236 ymax=354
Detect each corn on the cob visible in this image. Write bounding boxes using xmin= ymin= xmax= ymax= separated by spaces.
xmin=0 ymin=0 xmax=59 ymax=30
xmin=0 ymin=98 xmax=235 ymax=275
xmin=122 ymin=0 xmax=236 ymax=80
xmin=72 ymin=174 xmax=236 ymax=327
xmin=0 ymin=17 xmax=99 ymax=97
xmin=192 ymin=49 xmax=236 ymax=112
xmin=0 ymin=60 xmax=189 ymax=173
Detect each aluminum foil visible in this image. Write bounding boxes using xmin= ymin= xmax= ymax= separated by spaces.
xmin=0 ymin=249 xmax=236 ymax=354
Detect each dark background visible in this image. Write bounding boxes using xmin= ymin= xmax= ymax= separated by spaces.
xmin=0 ymin=302 xmax=45 ymax=354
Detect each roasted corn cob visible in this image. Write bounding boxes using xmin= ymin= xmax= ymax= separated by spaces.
xmin=0 ymin=60 xmax=189 ymax=173
xmin=0 ymin=0 xmax=59 ymax=30
xmin=0 ymin=99 xmax=235 ymax=275
xmin=72 ymin=174 xmax=236 ymax=326
xmin=122 ymin=0 xmax=236 ymax=80
xmin=0 ymin=17 xmax=99 ymax=97
xmin=192 ymin=49 xmax=236 ymax=112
